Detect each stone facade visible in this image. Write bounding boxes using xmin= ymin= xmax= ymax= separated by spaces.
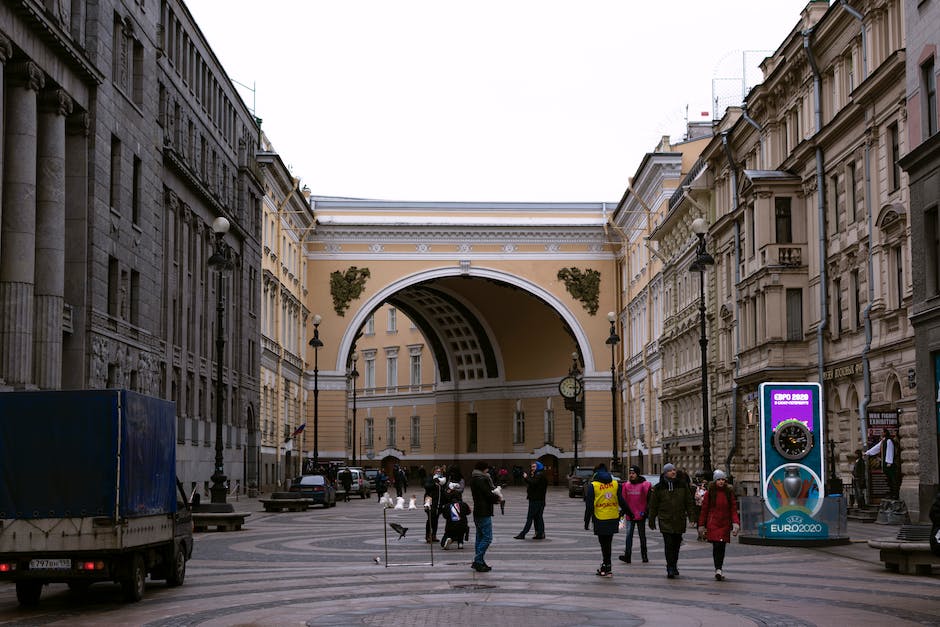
xmin=258 ymin=137 xmax=313 ymax=492
xmin=900 ymin=0 xmax=940 ymax=521
xmin=0 ymin=0 xmax=262 ymax=495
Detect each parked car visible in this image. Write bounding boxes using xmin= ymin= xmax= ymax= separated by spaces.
xmin=288 ymin=475 xmax=336 ymax=508
xmin=567 ymin=466 xmax=596 ymax=498
xmin=363 ymin=468 xmax=379 ymax=491
xmin=335 ymin=467 xmax=371 ymax=499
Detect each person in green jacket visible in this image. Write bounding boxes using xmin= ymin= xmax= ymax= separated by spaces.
xmin=648 ymin=463 xmax=694 ymax=578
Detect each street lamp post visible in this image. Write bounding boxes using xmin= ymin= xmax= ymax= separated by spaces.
xmin=308 ymin=314 xmax=323 ymax=466
xmin=606 ymin=311 xmax=620 ymax=472
xmin=690 ymin=217 xmax=715 ymax=479
xmin=349 ymin=352 xmax=359 ymax=466
xmin=207 ymin=216 xmax=234 ymax=509
xmin=570 ymin=352 xmax=581 ymax=469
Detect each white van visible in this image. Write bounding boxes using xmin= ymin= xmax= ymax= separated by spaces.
xmin=336 ymin=467 xmax=371 ymax=499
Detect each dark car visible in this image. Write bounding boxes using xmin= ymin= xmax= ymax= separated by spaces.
xmin=364 ymin=468 xmax=379 ymax=491
xmin=567 ymin=466 xmax=596 ymax=498
xmin=288 ymin=475 xmax=336 ymax=508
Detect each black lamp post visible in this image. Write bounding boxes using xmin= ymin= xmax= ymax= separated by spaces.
xmin=606 ymin=311 xmax=620 ymax=472
xmin=207 ymin=216 xmax=234 ymax=510
xmin=308 ymin=314 xmax=323 ymax=466
xmin=570 ymin=352 xmax=581 ymax=469
xmin=349 ymin=352 xmax=359 ymax=466
xmin=690 ymin=217 xmax=714 ymax=480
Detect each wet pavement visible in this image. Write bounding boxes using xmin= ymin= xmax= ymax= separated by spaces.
xmin=0 ymin=485 xmax=937 ymax=626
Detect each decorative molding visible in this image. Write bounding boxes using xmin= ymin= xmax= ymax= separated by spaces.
xmin=557 ymin=267 xmax=601 ymax=316
xmin=330 ymin=266 xmax=371 ymax=316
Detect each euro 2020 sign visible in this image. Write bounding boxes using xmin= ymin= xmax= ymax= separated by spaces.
xmin=758 ymin=382 xmax=827 ymax=539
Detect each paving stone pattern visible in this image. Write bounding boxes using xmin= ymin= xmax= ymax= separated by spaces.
xmin=0 ymin=486 xmax=937 ymax=626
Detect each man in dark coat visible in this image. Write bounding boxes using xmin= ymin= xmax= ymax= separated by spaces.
xmin=514 ymin=460 xmax=549 ymax=540
xmin=648 ymin=463 xmax=694 ymax=578
xmin=469 ymin=460 xmax=502 ymax=572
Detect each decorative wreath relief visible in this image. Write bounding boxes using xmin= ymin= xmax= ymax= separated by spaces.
xmin=557 ymin=267 xmax=600 ymax=316
xmin=330 ymin=266 xmax=371 ymax=316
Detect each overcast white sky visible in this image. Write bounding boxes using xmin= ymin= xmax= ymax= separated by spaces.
xmin=185 ymin=0 xmax=814 ymax=202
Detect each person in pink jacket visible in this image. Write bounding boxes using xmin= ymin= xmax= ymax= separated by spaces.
xmin=618 ymin=466 xmax=652 ymax=563
xmin=697 ymin=469 xmax=740 ymax=581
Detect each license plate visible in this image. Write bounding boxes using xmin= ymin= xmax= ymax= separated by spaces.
xmin=29 ymin=559 xmax=71 ymax=570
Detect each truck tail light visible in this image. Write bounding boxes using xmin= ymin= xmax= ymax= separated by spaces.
xmin=0 ymin=562 xmax=16 ymax=572
xmin=77 ymin=561 xmax=105 ymax=571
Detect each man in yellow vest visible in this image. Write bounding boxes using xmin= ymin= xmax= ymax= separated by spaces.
xmin=583 ymin=464 xmax=632 ymax=577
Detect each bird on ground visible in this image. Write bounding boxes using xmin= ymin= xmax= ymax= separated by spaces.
xmin=389 ymin=522 xmax=408 ymax=540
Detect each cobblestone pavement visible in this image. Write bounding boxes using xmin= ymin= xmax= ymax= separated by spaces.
xmin=0 ymin=486 xmax=937 ymax=626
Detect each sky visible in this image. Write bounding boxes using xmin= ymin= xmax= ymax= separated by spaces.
xmin=185 ymin=0 xmax=816 ymax=202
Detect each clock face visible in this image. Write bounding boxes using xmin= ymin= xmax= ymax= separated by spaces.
xmin=558 ymin=376 xmax=582 ymax=399
xmin=773 ymin=421 xmax=813 ymax=460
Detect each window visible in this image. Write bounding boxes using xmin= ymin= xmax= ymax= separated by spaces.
xmin=466 ymin=412 xmax=477 ymax=452
xmin=108 ymin=256 xmax=120 ymax=317
xmin=747 ymin=206 xmax=755 ymax=257
xmin=544 ymin=408 xmax=554 ymax=445
xmin=851 ymin=270 xmax=861 ymax=330
xmin=345 ymin=419 xmax=352 ymax=448
xmin=365 ymin=418 xmax=374 ymax=448
xmin=364 ymin=353 xmax=376 ymax=390
xmin=926 ymin=208 xmax=940 ymax=297
xmin=923 ymin=58 xmax=937 ymax=138
xmin=132 ymin=155 xmax=141 ymax=224
xmin=410 ymin=416 xmax=420 ymax=448
xmin=888 ymin=123 xmax=901 ymax=191
xmin=110 ymin=135 xmax=121 ymax=212
xmin=830 ymin=173 xmax=841 ymax=233
xmin=787 ymin=289 xmax=803 ymax=341
xmin=893 ymin=245 xmax=905 ymax=309
xmin=775 ymin=197 xmax=792 ymax=244
xmin=132 ymin=39 xmax=144 ymax=105
xmin=387 ymin=417 xmax=396 ymax=447
xmin=410 ymin=352 xmax=421 ymax=388
xmin=365 ymin=314 xmax=375 ymax=335
xmin=833 ymin=277 xmax=843 ymax=335
xmin=847 ymin=162 xmax=857 ymax=223
xmin=386 ymin=352 xmax=398 ymax=392
xmin=387 ymin=307 xmax=397 ymax=333
xmin=130 ymin=269 xmax=140 ymax=326
xmin=513 ymin=406 xmax=525 ymax=444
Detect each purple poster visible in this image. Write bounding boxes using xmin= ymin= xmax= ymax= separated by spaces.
xmin=769 ymin=388 xmax=815 ymax=432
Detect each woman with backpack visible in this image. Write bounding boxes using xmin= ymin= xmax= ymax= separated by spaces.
xmin=697 ymin=469 xmax=740 ymax=581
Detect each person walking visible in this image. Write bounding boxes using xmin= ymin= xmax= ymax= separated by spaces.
xmin=865 ymin=430 xmax=900 ymax=499
xmin=423 ymin=466 xmax=446 ymax=543
xmin=697 ymin=469 xmax=740 ymax=580
xmin=394 ymin=464 xmax=408 ymax=498
xmin=514 ymin=461 xmax=548 ymax=540
xmin=851 ymin=448 xmax=868 ymax=508
xmin=583 ymin=464 xmax=631 ymax=578
xmin=375 ymin=470 xmax=388 ymax=502
xmin=618 ymin=465 xmax=652 ymax=563
xmin=469 ymin=460 xmax=502 ymax=572
xmin=338 ymin=468 xmax=353 ymax=503
xmin=648 ymin=463 xmax=694 ymax=579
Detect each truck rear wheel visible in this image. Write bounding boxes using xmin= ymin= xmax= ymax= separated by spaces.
xmin=121 ymin=554 xmax=146 ymax=602
xmin=165 ymin=544 xmax=186 ymax=587
xmin=16 ymin=581 xmax=42 ymax=606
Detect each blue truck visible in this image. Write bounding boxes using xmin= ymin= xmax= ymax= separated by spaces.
xmin=0 ymin=389 xmax=193 ymax=605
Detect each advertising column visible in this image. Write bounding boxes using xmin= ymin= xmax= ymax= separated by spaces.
xmin=758 ymin=382 xmax=827 ymax=539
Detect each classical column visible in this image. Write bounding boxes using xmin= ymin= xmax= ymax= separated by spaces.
xmin=33 ymin=89 xmax=73 ymax=389
xmin=62 ymin=112 xmax=89 ymax=389
xmin=0 ymin=61 xmax=44 ymax=387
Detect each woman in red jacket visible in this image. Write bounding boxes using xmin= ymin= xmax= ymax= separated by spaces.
xmin=697 ymin=469 xmax=740 ymax=581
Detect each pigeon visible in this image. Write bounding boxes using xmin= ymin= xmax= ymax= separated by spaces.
xmin=394 ymin=496 xmax=405 ymax=510
xmin=408 ymin=495 xmax=417 ymax=510
xmin=389 ymin=522 xmax=408 ymax=540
